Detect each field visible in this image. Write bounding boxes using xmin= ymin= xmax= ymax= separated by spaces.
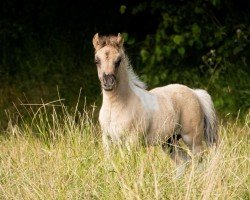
xmin=0 ymin=102 xmax=249 ymax=200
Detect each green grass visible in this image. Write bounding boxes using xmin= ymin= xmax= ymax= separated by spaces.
xmin=0 ymin=102 xmax=249 ymax=200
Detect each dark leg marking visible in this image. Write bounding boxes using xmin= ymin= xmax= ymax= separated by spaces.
xmin=162 ymin=134 xmax=182 ymax=153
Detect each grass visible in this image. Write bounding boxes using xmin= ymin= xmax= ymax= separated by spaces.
xmin=0 ymin=100 xmax=249 ymax=200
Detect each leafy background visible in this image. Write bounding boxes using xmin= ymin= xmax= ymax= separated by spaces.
xmin=0 ymin=0 xmax=249 ymax=128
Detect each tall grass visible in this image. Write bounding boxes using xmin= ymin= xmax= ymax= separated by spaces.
xmin=0 ymin=101 xmax=249 ymax=200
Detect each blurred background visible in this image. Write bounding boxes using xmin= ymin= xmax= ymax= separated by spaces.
xmin=0 ymin=0 xmax=249 ymax=128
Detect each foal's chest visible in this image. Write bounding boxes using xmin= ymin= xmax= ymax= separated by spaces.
xmin=99 ymin=104 xmax=147 ymax=142
xmin=99 ymin=106 xmax=132 ymax=132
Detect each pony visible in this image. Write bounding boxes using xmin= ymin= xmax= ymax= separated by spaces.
xmin=92 ymin=33 xmax=218 ymax=166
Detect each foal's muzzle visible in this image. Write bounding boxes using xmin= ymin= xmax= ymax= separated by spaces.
xmin=102 ymin=73 xmax=116 ymax=91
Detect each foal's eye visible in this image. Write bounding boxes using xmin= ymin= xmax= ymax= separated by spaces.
xmin=115 ymin=58 xmax=121 ymax=68
xmin=95 ymin=58 xmax=100 ymax=66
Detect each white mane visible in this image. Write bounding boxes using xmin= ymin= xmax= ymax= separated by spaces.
xmin=124 ymin=56 xmax=147 ymax=90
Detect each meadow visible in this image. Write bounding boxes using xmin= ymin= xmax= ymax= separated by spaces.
xmin=0 ymin=100 xmax=249 ymax=200
xmin=0 ymin=1 xmax=249 ymax=199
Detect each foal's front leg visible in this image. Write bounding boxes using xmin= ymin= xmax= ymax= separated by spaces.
xmin=102 ymin=134 xmax=111 ymax=156
xmin=124 ymin=132 xmax=140 ymax=151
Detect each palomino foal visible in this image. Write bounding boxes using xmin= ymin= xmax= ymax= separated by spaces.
xmin=93 ymin=33 xmax=217 ymax=165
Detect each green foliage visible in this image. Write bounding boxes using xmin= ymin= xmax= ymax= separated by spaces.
xmin=132 ymin=0 xmax=250 ymax=116
xmin=120 ymin=5 xmax=127 ymax=14
xmin=0 ymin=0 xmax=249 ymax=126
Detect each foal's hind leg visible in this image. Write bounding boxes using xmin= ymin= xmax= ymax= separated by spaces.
xmin=163 ymin=124 xmax=205 ymax=179
xmin=163 ymin=134 xmax=187 ymax=164
xmin=162 ymin=134 xmax=185 ymax=165
xmin=163 ymin=134 xmax=189 ymax=179
xmin=181 ymin=125 xmax=204 ymax=159
xmin=179 ymin=125 xmax=206 ymax=176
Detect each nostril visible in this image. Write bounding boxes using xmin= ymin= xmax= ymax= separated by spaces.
xmin=109 ymin=77 xmax=114 ymax=84
xmin=103 ymin=74 xmax=116 ymax=86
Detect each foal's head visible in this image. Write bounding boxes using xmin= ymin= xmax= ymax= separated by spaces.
xmin=92 ymin=33 xmax=125 ymax=91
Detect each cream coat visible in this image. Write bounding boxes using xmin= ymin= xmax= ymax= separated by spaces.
xmin=93 ymin=33 xmax=218 ymax=159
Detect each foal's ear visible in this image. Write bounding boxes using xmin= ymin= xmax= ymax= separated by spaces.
xmin=92 ymin=33 xmax=100 ymax=50
xmin=117 ymin=33 xmax=124 ymax=48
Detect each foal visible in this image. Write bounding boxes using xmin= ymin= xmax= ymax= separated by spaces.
xmin=92 ymin=33 xmax=217 ymax=164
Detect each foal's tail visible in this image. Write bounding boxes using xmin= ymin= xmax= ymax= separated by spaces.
xmin=194 ymin=89 xmax=218 ymax=146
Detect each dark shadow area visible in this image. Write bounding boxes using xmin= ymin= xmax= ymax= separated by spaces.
xmin=0 ymin=0 xmax=249 ymax=129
